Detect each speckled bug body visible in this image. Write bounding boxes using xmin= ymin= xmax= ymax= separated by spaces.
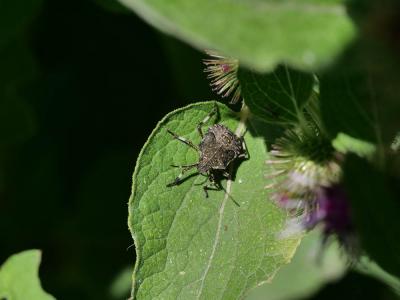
xmin=197 ymin=124 xmax=245 ymax=174
xmin=166 ymin=104 xmax=247 ymax=197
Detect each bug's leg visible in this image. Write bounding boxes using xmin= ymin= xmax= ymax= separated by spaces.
xmin=203 ymin=184 xmax=221 ymax=198
xmin=167 ymin=129 xmax=198 ymax=151
xmin=238 ymin=136 xmax=249 ymax=159
xmin=197 ymin=103 xmax=218 ymax=138
xmin=222 ymin=170 xmax=232 ymax=180
xmin=171 ymin=163 xmax=198 ymax=173
xmin=166 ymin=164 xmax=197 ymax=187
xmin=203 ymin=186 xmax=209 ymax=198
xmin=202 ymin=171 xmax=222 ymax=198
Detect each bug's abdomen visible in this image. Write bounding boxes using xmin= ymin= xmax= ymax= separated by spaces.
xmin=198 ymin=131 xmax=222 ymax=173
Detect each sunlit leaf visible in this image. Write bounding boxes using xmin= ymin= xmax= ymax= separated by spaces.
xmin=129 ymin=101 xmax=301 ymax=299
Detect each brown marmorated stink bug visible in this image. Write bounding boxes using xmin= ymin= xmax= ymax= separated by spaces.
xmin=166 ymin=104 xmax=248 ymax=198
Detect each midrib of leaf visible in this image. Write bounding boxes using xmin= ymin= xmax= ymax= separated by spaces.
xmin=196 ymin=106 xmax=250 ymax=299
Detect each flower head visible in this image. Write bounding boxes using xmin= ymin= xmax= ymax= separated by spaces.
xmin=267 ymin=125 xmax=358 ymax=254
xmin=306 ymin=185 xmax=358 ymax=253
xmin=203 ymin=50 xmax=241 ymax=104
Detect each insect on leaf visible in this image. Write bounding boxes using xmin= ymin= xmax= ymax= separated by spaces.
xmin=129 ymin=101 xmax=301 ymax=300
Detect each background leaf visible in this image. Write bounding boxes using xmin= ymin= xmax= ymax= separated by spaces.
xmin=109 ymin=266 xmax=133 ymax=299
xmin=320 ymin=1 xmax=400 ymax=146
xmin=0 ymin=0 xmax=43 ymax=50
xmin=129 ymin=101 xmax=301 ymax=299
xmin=331 ymin=133 xmax=376 ymax=158
xmin=117 ymin=0 xmax=355 ymax=71
xmin=245 ymin=230 xmax=347 ymax=300
xmin=0 ymin=250 xmax=55 ymax=300
xmin=238 ymin=65 xmax=314 ymax=124
xmin=0 ymin=38 xmax=38 ymax=147
xmin=343 ymin=155 xmax=400 ymax=278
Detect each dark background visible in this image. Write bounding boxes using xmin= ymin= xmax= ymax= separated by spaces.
xmin=0 ymin=0 xmax=394 ymax=299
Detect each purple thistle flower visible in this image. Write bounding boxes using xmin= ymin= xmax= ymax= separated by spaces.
xmin=303 ymin=185 xmax=359 ymax=256
xmin=277 ymin=184 xmax=358 ymax=256
xmin=306 ymin=185 xmax=353 ymax=237
xmin=267 ymin=128 xmax=359 ymax=254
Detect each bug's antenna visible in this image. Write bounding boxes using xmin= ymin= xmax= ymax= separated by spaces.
xmin=222 ymin=185 xmax=240 ymax=207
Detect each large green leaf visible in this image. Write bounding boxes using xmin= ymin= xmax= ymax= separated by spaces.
xmin=0 ymin=250 xmax=55 ymax=300
xmin=238 ymin=65 xmax=314 ymax=124
xmin=117 ymin=0 xmax=355 ymax=71
xmin=343 ymin=155 xmax=400 ymax=278
xmin=129 ymin=101 xmax=301 ymax=299
xmin=245 ymin=230 xmax=347 ymax=300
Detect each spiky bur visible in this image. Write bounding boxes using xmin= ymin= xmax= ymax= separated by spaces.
xmin=267 ymin=120 xmax=358 ymax=255
xmin=203 ymin=50 xmax=241 ymax=104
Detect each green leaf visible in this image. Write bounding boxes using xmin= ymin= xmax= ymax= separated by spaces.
xmin=129 ymin=101 xmax=301 ymax=299
xmin=117 ymin=0 xmax=355 ymax=71
xmin=238 ymin=65 xmax=314 ymax=124
xmin=320 ymin=39 xmax=400 ymax=146
xmin=245 ymin=230 xmax=347 ymax=300
xmin=0 ymin=250 xmax=55 ymax=300
xmin=343 ymin=155 xmax=400 ymax=278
